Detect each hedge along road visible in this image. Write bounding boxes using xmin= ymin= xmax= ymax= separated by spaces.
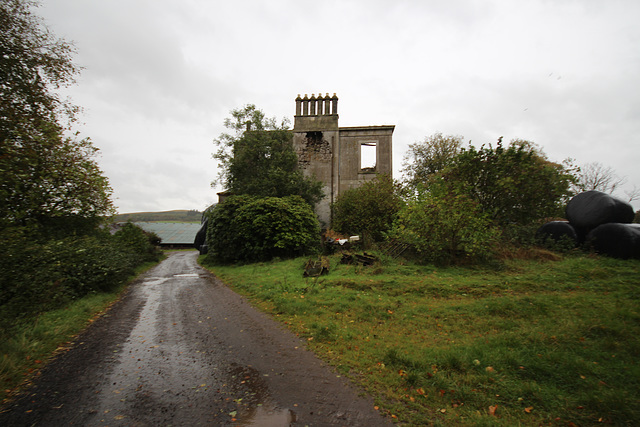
xmin=0 ymin=251 xmax=391 ymax=426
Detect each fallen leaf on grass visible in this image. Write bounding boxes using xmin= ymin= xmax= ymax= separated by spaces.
xmin=488 ymin=405 xmax=498 ymax=416
xmin=524 ymin=406 xmax=533 ymax=413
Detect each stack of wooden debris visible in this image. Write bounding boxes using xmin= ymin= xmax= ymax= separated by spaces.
xmin=340 ymin=252 xmax=378 ymax=266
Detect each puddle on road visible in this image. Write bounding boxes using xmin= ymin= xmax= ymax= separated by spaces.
xmin=234 ymin=404 xmax=296 ymax=426
xmin=225 ymin=364 xmax=295 ymax=426
xmin=91 ymin=271 xmax=220 ymax=422
xmin=173 ymin=273 xmax=200 ymax=278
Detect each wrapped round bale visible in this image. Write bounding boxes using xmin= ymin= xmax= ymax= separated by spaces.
xmin=193 ymin=218 xmax=208 ymax=254
xmin=535 ymin=221 xmax=578 ymax=248
xmin=565 ymin=191 xmax=635 ymax=230
xmin=586 ymin=223 xmax=640 ymax=260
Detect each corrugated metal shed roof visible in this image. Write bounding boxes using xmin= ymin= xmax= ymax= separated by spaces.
xmin=134 ymin=222 xmax=202 ymax=245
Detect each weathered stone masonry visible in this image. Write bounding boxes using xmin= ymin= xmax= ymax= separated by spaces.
xmin=292 ymin=93 xmax=394 ymax=228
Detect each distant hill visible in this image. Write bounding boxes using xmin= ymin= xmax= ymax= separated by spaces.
xmin=115 ymin=210 xmax=203 ymax=223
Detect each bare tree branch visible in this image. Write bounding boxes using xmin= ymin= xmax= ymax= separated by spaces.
xmin=571 ymin=162 xmax=626 ymax=194
xmin=624 ymin=185 xmax=640 ymax=202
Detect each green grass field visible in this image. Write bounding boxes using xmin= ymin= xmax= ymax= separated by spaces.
xmin=201 ymin=252 xmax=640 ymax=426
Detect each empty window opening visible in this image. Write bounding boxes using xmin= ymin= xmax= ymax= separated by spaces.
xmin=360 ymin=141 xmax=377 ymax=170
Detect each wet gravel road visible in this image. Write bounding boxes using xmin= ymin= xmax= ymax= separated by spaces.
xmin=0 ymin=251 xmax=391 ymax=426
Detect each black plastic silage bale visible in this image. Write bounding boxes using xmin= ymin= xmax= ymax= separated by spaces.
xmin=565 ymin=191 xmax=634 ymax=232
xmin=586 ymin=223 xmax=640 ymax=260
xmin=194 ymin=218 xmax=208 ymax=254
xmin=535 ymin=221 xmax=578 ymax=248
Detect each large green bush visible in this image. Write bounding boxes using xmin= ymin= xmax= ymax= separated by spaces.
xmin=0 ymin=224 xmax=160 ymax=326
xmin=441 ymin=139 xmax=574 ymax=226
xmin=206 ymin=195 xmax=320 ymax=263
xmin=112 ymin=222 xmax=162 ymax=264
xmin=331 ymin=174 xmax=405 ymax=244
xmin=392 ymin=185 xmax=500 ymax=265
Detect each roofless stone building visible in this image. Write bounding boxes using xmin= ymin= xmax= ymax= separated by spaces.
xmin=215 ymin=94 xmax=394 ymax=228
xmin=292 ymin=93 xmax=394 ymax=227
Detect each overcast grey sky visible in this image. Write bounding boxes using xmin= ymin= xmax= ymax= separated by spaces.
xmin=39 ymin=0 xmax=640 ymax=213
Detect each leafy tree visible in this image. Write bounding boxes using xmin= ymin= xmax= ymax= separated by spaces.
xmin=212 ymin=104 xmax=323 ymax=208
xmin=401 ymin=132 xmax=464 ymax=190
xmin=0 ymin=0 xmax=114 ymax=232
xmin=331 ymin=174 xmax=405 ymax=243
xmin=440 ymin=139 xmax=574 ymax=226
xmin=1 ymin=126 xmax=114 ymax=230
xmin=0 ymin=0 xmax=78 ymax=141
xmin=205 ymin=195 xmax=320 ymax=263
xmin=391 ymin=183 xmax=500 ymax=265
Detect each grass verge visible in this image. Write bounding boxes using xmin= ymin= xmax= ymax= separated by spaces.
xmin=0 ymin=259 xmax=161 ymax=404
xmin=200 ymin=252 xmax=640 ymax=426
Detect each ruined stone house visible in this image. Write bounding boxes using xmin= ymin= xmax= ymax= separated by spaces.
xmin=215 ymin=94 xmax=394 ymax=228
xmin=292 ymin=93 xmax=394 ymax=227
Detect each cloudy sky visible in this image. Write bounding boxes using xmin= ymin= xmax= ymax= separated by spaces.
xmin=38 ymin=0 xmax=640 ymax=213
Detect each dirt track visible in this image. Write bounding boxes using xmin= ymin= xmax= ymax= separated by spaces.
xmin=0 ymin=251 xmax=391 ymax=426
